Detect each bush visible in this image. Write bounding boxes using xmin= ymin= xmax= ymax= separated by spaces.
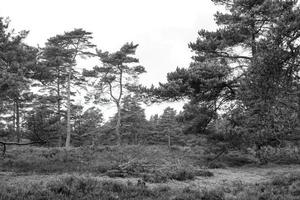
xmin=169 ymin=169 xmax=195 ymax=181
xmin=141 ymin=168 xmax=213 ymax=183
xmin=173 ymin=189 xmax=225 ymax=200
xmin=0 ymin=176 xmax=158 ymax=200
xmin=258 ymin=146 xmax=300 ymax=164
xmin=0 ymin=176 xmax=224 ymax=200
xmin=0 ymin=145 xmax=204 ymax=176
xmin=225 ymin=173 xmax=300 ymax=200
xmin=208 ymin=162 xmax=227 ymax=169
xmin=3 ymin=174 xmax=300 ymax=200
xmin=271 ymin=173 xmax=300 ymax=186
xmin=142 ymin=171 xmax=169 ymax=183
xmin=194 ymin=170 xmax=214 ymax=177
xmin=220 ymin=151 xmax=257 ymax=167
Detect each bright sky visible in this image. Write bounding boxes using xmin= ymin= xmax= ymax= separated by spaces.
xmin=0 ymin=0 xmax=219 ymax=119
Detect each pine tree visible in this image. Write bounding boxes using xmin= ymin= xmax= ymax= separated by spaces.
xmin=40 ymin=29 xmax=95 ymax=148
xmin=142 ymin=0 xmax=300 ymax=149
xmin=0 ymin=17 xmax=39 ymax=142
xmin=120 ymin=95 xmax=147 ymax=144
xmin=146 ymin=107 xmax=182 ymax=147
xmin=84 ymin=42 xmax=146 ymax=145
xmin=72 ymin=106 xmax=103 ymax=146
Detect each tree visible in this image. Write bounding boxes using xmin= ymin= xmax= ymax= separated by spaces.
xmin=120 ymin=95 xmax=147 ymax=144
xmin=84 ymin=42 xmax=146 ymax=145
xmin=145 ymin=108 xmax=183 ymax=146
xmin=25 ymin=102 xmax=59 ymax=146
xmin=177 ymin=102 xmax=217 ymax=135
xmin=41 ymin=29 xmax=95 ymax=148
xmin=37 ymin=36 xmax=72 ymax=146
xmin=0 ymin=17 xmax=39 ymax=142
xmin=141 ymin=0 xmax=300 ymax=151
xmin=142 ymin=61 xmax=235 ymax=133
xmin=72 ymin=106 xmax=103 ymax=146
xmin=158 ymin=107 xmax=180 ymax=147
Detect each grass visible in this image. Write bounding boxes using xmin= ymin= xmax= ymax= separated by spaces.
xmin=1 ymin=173 xmax=299 ymax=200
xmin=0 ymin=176 xmax=224 ymax=200
xmin=1 ymin=144 xmax=300 ymax=199
xmin=4 ymin=145 xmax=299 ymax=177
xmin=0 ymin=145 xmax=215 ymax=182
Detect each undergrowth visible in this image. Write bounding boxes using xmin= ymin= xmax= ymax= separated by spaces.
xmin=1 ymin=173 xmax=299 ymax=200
xmin=0 ymin=176 xmax=223 ymax=200
xmin=0 ymin=145 xmax=214 ymax=182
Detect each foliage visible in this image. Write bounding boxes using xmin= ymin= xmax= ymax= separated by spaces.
xmin=0 ymin=176 xmax=227 ymax=200
xmin=0 ymin=17 xmax=39 ymax=142
xmin=71 ymin=106 xmax=103 ymax=146
xmin=0 ymin=145 xmax=210 ymax=176
xmin=47 ymin=29 xmax=95 ymax=148
xmin=84 ymin=42 xmax=146 ymax=145
xmin=25 ymin=104 xmax=61 ymax=146
xmin=1 ymin=173 xmax=300 ymax=200
xmin=141 ymin=0 xmax=300 ymax=155
xmin=119 ymin=95 xmax=147 ymax=144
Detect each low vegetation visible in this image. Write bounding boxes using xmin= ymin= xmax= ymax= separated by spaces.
xmin=0 ymin=145 xmax=215 ymax=182
xmin=1 ymin=172 xmax=300 ymax=200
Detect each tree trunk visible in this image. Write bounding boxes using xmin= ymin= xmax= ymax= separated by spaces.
xmin=250 ymin=13 xmax=256 ymax=57
xmin=116 ymin=102 xmax=121 ymax=145
xmin=167 ymin=130 xmax=171 ymax=148
xmin=297 ymin=92 xmax=300 ymax=129
xmin=134 ymin=131 xmax=138 ymax=145
xmin=65 ymin=67 xmax=71 ymax=148
xmin=16 ymin=100 xmax=20 ymax=143
xmin=57 ymin=74 xmax=62 ymax=147
xmin=13 ymin=102 xmax=16 ymax=131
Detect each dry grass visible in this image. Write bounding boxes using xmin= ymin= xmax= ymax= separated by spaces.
xmin=1 ymin=171 xmax=300 ymax=200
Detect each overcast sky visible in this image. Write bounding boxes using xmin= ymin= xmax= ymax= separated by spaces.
xmin=0 ymin=0 xmax=220 ymax=118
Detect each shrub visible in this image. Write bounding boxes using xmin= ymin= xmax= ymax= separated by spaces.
xmin=0 ymin=176 xmax=198 ymax=200
xmin=169 ymin=169 xmax=195 ymax=181
xmin=173 ymin=188 xmax=225 ymax=200
xmin=142 ymin=171 xmax=169 ymax=183
xmin=225 ymin=173 xmax=300 ymax=200
xmin=221 ymin=152 xmax=257 ymax=167
xmin=208 ymin=162 xmax=227 ymax=169
xmin=271 ymin=173 xmax=300 ymax=186
xmin=289 ymin=181 xmax=300 ymax=196
xmin=258 ymin=146 xmax=300 ymax=164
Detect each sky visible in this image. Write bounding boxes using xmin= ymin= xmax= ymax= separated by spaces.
xmin=0 ymin=0 xmax=219 ymax=119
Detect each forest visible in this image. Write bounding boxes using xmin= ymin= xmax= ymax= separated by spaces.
xmin=0 ymin=0 xmax=300 ymax=200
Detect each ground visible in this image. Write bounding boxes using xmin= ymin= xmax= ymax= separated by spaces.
xmin=1 ymin=145 xmax=300 ymax=199
xmin=1 ymin=165 xmax=300 ymax=189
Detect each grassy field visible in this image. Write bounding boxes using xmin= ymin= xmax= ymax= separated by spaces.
xmin=0 ymin=145 xmax=300 ymax=199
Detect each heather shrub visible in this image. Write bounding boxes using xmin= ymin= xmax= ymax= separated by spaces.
xmin=259 ymin=146 xmax=300 ymax=164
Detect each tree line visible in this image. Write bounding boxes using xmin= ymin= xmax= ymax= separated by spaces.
xmin=1 ymin=0 xmax=300 ymax=157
